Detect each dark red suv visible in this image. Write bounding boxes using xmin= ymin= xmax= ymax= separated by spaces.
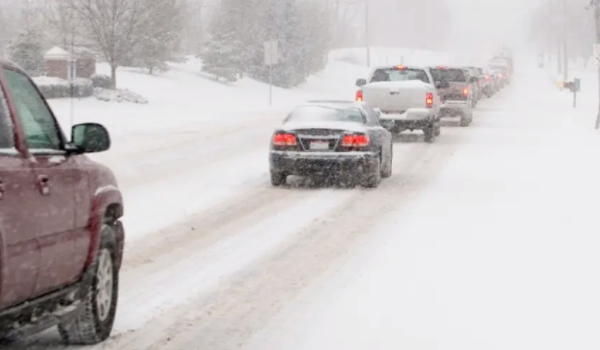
xmin=0 ymin=58 xmax=124 ymax=344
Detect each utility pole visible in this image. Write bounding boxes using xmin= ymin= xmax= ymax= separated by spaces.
xmin=364 ymin=0 xmax=370 ymax=67
xmin=563 ymin=0 xmax=568 ymax=82
xmin=593 ymin=1 xmax=600 ymax=129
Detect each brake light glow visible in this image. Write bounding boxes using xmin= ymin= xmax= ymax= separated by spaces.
xmin=426 ymin=92 xmax=433 ymax=108
xmin=498 ymin=73 xmax=503 ymax=78
xmin=356 ymin=90 xmax=363 ymax=101
xmin=485 ymin=75 xmax=490 ymax=81
xmin=462 ymin=88 xmax=469 ymax=96
xmin=272 ymin=133 xmax=297 ymax=146
xmin=396 ymin=65 xmax=405 ymax=70
xmin=437 ymin=65 xmax=445 ymax=69
xmin=341 ymin=134 xmax=369 ymax=147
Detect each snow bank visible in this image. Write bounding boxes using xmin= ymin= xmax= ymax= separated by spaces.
xmin=94 ymin=88 xmax=148 ymax=104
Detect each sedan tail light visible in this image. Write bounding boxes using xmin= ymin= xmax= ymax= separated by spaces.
xmin=356 ymin=90 xmax=363 ymax=101
xmin=272 ymin=133 xmax=297 ymax=146
xmin=341 ymin=134 xmax=369 ymax=147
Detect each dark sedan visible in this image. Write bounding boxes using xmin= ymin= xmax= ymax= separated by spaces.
xmin=269 ymin=101 xmax=393 ymax=188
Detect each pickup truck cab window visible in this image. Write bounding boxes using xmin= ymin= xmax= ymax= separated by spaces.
xmin=3 ymin=68 xmax=63 ymax=152
xmin=0 ymin=83 xmax=14 ymax=149
xmin=371 ymin=68 xmax=430 ymax=84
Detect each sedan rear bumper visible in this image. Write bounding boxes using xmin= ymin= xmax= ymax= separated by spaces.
xmin=269 ymin=151 xmax=379 ymax=177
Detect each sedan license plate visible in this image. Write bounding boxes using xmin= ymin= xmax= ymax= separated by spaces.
xmin=310 ymin=141 xmax=329 ymax=150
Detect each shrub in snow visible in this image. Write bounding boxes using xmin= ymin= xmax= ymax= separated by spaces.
xmin=93 ymin=88 xmax=148 ymax=104
xmin=90 ymin=74 xmax=112 ymax=89
xmin=33 ymin=77 xmax=94 ymax=99
xmin=7 ymin=31 xmax=45 ymax=77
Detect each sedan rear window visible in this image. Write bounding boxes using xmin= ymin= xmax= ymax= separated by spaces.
xmin=370 ymin=68 xmax=430 ymax=83
xmin=430 ymin=68 xmax=467 ymax=83
xmin=286 ymin=106 xmax=366 ymax=124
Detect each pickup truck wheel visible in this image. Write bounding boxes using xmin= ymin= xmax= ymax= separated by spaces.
xmin=270 ymin=171 xmax=287 ymax=186
xmin=58 ymin=225 xmax=118 ymax=345
xmin=434 ymin=121 xmax=441 ymax=136
xmin=362 ymin=158 xmax=381 ymax=188
xmin=381 ymin=145 xmax=393 ymax=178
xmin=424 ymin=125 xmax=436 ymax=143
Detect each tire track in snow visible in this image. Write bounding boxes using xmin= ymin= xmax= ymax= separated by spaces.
xmin=146 ymin=129 xmax=467 ymax=350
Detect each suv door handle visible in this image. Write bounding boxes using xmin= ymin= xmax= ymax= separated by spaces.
xmin=37 ymin=175 xmax=50 ymax=196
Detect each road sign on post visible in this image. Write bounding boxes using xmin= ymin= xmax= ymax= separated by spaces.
xmin=264 ymin=41 xmax=278 ymax=106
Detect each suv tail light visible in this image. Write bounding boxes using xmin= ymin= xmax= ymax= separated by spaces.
xmin=341 ymin=134 xmax=369 ymax=148
xmin=356 ymin=90 xmax=363 ymax=101
xmin=426 ymin=92 xmax=433 ymax=108
xmin=462 ymin=88 xmax=469 ymax=97
xmin=272 ymin=133 xmax=297 ymax=146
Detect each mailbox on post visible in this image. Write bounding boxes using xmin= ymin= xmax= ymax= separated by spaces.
xmin=563 ymin=78 xmax=580 ymax=107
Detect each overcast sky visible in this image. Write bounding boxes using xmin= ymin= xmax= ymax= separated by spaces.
xmin=445 ymin=0 xmax=539 ymax=51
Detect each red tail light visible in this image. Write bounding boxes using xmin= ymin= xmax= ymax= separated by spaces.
xmin=341 ymin=134 xmax=369 ymax=147
xmin=396 ymin=65 xmax=405 ymax=70
xmin=426 ymin=92 xmax=433 ymax=108
xmin=462 ymin=88 xmax=469 ymax=96
xmin=485 ymin=75 xmax=490 ymax=81
xmin=273 ymin=133 xmax=297 ymax=146
xmin=356 ymin=90 xmax=363 ymax=101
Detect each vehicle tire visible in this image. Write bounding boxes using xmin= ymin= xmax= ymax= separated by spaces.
xmin=270 ymin=171 xmax=286 ymax=186
xmin=59 ymin=224 xmax=118 ymax=345
xmin=424 ymin=124 xmax=436 ymax=143
xmin=362 ymin=157 xmax=381 ymax=188
xmin=381 ymin=145 xmax=393 ymax=179
xmin=460 ymin=113 xmax=473 ymax=127
xmin=434 ymin=120 xmax=441 ymax=137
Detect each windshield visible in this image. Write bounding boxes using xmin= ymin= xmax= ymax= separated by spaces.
xmin=370 ymin=68 xmax=430 ymax=83
xmin=285 ymin=106 xmax=365 ymax=123
xmin=430 ymin=68 xmax=467 ymax=82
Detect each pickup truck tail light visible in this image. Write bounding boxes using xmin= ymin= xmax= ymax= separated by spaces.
xmin=355 ymin=90 xmax=363 ymax=101
xmin=341 ymin=134 xmax=369 ymax=148
xmin=272 ymin=133 xmax=297 ymax=146
xmin=425 ymin=92 xmax=433 ymax=108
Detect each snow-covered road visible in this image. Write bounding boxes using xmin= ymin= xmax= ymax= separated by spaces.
xmin=10 ymin=57 xmax=600 ymax=350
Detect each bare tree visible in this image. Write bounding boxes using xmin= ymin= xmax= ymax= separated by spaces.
xmin=41 ymin=0 xmax=79 ymax=50
xmin=65 ymin=0 xmax=153 ymax=88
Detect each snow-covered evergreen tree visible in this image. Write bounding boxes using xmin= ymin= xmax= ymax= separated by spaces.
xmin=199 ymin=0 xmax=243 ymax=82
xmin=7 ymin=31 xmax=45 ymax=76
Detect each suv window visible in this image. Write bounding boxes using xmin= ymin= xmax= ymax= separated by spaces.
xmin=3 ymin=68 xmax=62 ymax=151
xmin=430 ymin=68 xmax=467 ymax=82
xmin=0 ymin=84 xmax=14 ymax=149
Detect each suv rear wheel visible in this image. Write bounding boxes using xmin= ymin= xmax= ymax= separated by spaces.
xmin=59 ymin=224 xmax=119 ymax=345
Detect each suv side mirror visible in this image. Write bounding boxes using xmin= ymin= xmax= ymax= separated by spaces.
xmin=356 ymin=78 xmax=367 ymax=87
xmin=71 ymin=123 xmax=111 ymax=153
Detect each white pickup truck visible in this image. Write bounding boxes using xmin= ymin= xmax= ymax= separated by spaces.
xmin=355 ymin=65 xmax=444 ymax=142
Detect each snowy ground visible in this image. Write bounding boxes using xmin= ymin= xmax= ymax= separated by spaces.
xmin=8 ymin=50 xmax=600 ymax=349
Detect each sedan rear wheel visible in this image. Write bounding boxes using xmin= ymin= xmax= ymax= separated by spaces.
xmin=270 ymin=171 xmax=287 ymax=186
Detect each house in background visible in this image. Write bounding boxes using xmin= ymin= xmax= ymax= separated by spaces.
xmin=44 ymin=46 xmax=96 ymax=80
